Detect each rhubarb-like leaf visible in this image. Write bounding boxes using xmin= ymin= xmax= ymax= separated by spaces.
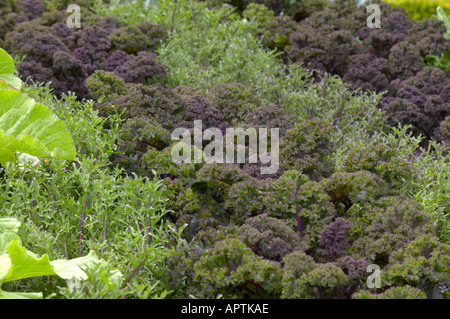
xmin=0 ymin=218 xmax=122 ymax=298
xmin=0 ymin=48 xmax=22 ymax=91
xmin=0 ymin=289 xmax=43 ymax=299
xmin=0 ymin=233 xmax=20 ymax=255
xmin=1 ymin=240 xmax=56 ymax=283
xmin=0 ymin=218 xmax=21 ymax=235
xmin=51 ymin=251 xmax=104 ymax=280
xmin=1 ymin=241 xmax=109 ymax=283
xmin=0 ymin=254 xmax=12 ymax=282
xmin=0 ymin=89 xmax=76 ymax=165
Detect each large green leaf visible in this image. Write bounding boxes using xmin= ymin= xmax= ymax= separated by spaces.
xmin=1 ymin=240 xmax=56 ymax=283
xmin=0 ymin=218 xmax=122 ymax=298
xmin=0 ymin=233 xmax=20 ymax=255
xmin=0 ymin=218 xmax=21 ymax=235
xmin=0 ymin=49 xmax=14 ymax=74
xmin=0 ymin=48 xmax=22 ymax=91
xmin=51 ymin=251 xmax=105 ymax=280
xmin=0 ymin=254 xmax=11 ymax=282
xmin=0 ymin=240 xmax=111 ymax=284
xmin=0 ymin=89 xmax=76 ymax=165
xmin=0 ymin=289 xmax=42 ymax=299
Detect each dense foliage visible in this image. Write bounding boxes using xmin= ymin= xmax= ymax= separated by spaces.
xmin=1 ymin=0 xmax=166 ymax=98
xmin=84 ymin=64 xmax=449 ymax=298
xmin=1 ymin=0 xmax=449 ymax=300
xmin=245 ymin=0 xmax=450 ymax=142
xmin=383 ymin=0 xmax=450 ymax=20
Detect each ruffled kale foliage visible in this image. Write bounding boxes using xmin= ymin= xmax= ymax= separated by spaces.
xmin=237 ymin=214 xmax=307 ymax=261
xmin=193 ymin=239 xmax=282 ymax=298
xmin=382 ymin=67 xmax=450 ymax=140
xmin=352 ymin=285 xmax=428 ymax=299
xmin=385 ymin=235 xmax=450 ymax=298
xmin=350 ymin=197 xmax=436 ymax=266
xmin=282 ymin=251 xmax=350 ymax=299
xmin=341 ymin=144 xmax=412 ymax=190
xmin=9 ymin=0 xmax=447 ymax=299
xmin=279 ymin=119 xmax=335 ymax=179
xmin=204 ymin=0 xmax=327 ymax=21
xmin=259 ymin=0 xmax=450 ymax=142
xmin=108 ymin=23 xmax=167 ymax=54
xmin=316 ymin=218 xmax=352 ymax=262
xmin=85 ymin=66 xmax=450 ymax=297
xmin=1 ymin=0 xmax=167 ymax=98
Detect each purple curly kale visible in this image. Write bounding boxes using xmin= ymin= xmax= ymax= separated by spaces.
xmin=101 ymin=50 xmax=131 ymax=72
xmin=343 ymin=53 xmax=393 ymax=92
xmin=279 ymin=0 xmax=450 ymax=142
xmin=388 ymin=42 xmax=425 ymax=80
xmin=381 ymin=67 xmax=450 ymax=140
xmin=237 ymin=214 xmax=307 ymax=261
xmin=6 ymin=25 xmax=67 ymax=66
xmin=51 ymin=50 xmax=88 ymax=96
xmin=2 ymin=7 xmax=167 ymax=99
xmin=113 ymin=51 xmax=166 ymax=84
xmin=108 ymin=22 xmax=166 ymax=54
xmin=16 ymin=0 xmax=44 ymax=20
xmin=176 ymin=95 xmax=227 ymax=132
xmin=97 ymin=82 xmax=186 ymax=129
xmin=71 ymin=25 xmax=112 ymax=64
xmin=316 ymin=217 xmax=352 ymax=262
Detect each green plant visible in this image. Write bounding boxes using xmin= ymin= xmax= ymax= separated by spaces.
xmin=383 ymin=0 xmax=450 ymax=20
xmin=0 ymin=217 xmax=121 ymax=299
xmin=0 ymin=48 xmax=76 ymax=166
xmin=437 ymin=6 xmax=450 ymax=38
xmin=0 ymin=79 xmax=180 ymax=298
xmin=424 ymin=7 xmax=450 ymax=71
xmin=0 ymin=48 xmax=21 ymax=90
xmin=425 ymin=50 xmax=450 ymax=71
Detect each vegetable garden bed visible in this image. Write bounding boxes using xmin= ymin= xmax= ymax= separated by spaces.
xmin=0 ymin=0 xmax=448 ymax=300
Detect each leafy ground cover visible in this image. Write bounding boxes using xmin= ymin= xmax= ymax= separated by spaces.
xmin=0 ymin=0 xmax=449 ymax=299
